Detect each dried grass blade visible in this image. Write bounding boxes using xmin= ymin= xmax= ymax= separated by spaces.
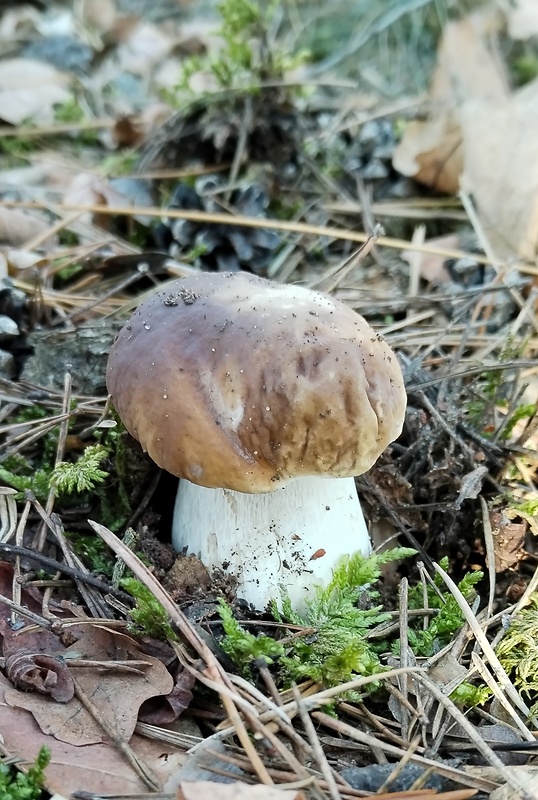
xmin=433 ymin=562 xmax=531 ymax=720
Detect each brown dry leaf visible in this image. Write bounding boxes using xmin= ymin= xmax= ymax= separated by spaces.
xmin=459 ymin=79 xmax=538 ymax=259
xmin=5 ymin=653 xmax=74 ymax=703
xmin=0 ymin=207 xmax=55 ymax=249
xmin=0 ymin=673 xmax=186 ymax=796
xmin=504 ymin=0 xmax=538 ymax=39
xmin=178 ymin=783 xmax=306 ymax=800
xmin=0 ymin=562 xmax=48 ymax=630
xmin=401 ymin=233 xmax=459 ymax=283
xmin=0 ymin=59 xmax=72 ymax=125
xmin=138 ymin=666 xmax=195 ymax=725
xmin=2 ymin=621 xmax=75 ymax=703
xmin=5 ymin=625 xmax=174 ymax=745
xmin=489 ymin=509 xmax=528 ymax=572
xmin=393 ymin=11 xmax=508 ymax=192
xmin=506 ymin=505 xmax=538 ymax=537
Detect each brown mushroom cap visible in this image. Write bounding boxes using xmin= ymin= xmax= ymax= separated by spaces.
xmin=106 ymin=271 xmax=407 ymax=492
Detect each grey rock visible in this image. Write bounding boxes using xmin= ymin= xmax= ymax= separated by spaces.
xmin=340 ymin=763 xmax=447 ymax=793
xmin=164 ymin=739 xmax=243 ymax=792
xmin=22 ymin=36 xmax=93 ymax=75
xmin=21 ymin=322 xmax=122 ymax=395
xmin=0 ymin=315 xmax=19 ymax=341
xmin=0 ymin=349 xmax=16 ymax=379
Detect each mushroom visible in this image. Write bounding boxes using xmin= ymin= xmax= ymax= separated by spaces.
xmin=106 ymin=271 xmax=407 ymax=611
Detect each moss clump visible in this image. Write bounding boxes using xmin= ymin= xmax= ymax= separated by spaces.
xmin=0 ymin=746 xmax=50 ymax=800
xmin=496 ymin=593 xmax=538 ymax=717
xmin=220 ymin=548 xmax=415 ymax=689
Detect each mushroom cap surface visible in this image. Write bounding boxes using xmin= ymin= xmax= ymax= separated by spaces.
xmin=106 ymin=271 xmax=407 ymax=492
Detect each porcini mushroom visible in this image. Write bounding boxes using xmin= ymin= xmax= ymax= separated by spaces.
xmin=106 ymin=271 xmax=406 ymax=611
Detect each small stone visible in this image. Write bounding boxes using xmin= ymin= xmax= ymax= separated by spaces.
xmin=361 ymin=158 xmax=389 ymax=180
xmin=22 ymin=36 xmax=93 ymax=75
xmin=0 ymin=315 xmax=19 ymax=341
xmin=0 ymin=349 xmax=16 ymax=379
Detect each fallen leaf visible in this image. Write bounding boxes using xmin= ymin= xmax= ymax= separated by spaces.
xmin=178 ymin=783 xmax=306 ymax=800
xmin=64 ymin=173 xmax=134 ymax=209
xmin=506 ymin=506 xmax=538 ymax=537
xmin=5 ymin=625 xmax=174 ymax=745
xmin=138 ymin=665 xmax=195 ymax=725
xmin=0 ymin=208 xmax=55 ymax=249
xmin=459 ymin=79 xmax=538 ymax=259
xmin=78 ymin=0 xmax=118 ymax=36
xmin=0 ymin=59 xmax=72 ymax=125
xmin=401 ymin=233 xmax=459 ymax=283
xmin=0 ymin=673 xmax=186 ymax=796
xmin=393 ymin=11 xmax=508 ymax=192
xmin=5 ymin=652 xmax=74 ymax=703
xmin=490 ymin=509 xmax=528 ymax=572
xmin=3 ymin=249 xmax=50 ymax=273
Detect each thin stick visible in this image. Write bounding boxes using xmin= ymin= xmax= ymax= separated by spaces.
xmin=479 ymin=497 xmax=496 ymax=622
xmin=291 ymin=684 xmax=343 ymax=800
xmin=0 ymin=198 xmax=501 ymax=265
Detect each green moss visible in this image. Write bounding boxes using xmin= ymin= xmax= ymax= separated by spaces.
xmin=101 ymin=150 xmax=138 ymax=177
xmin=166 ymin=0 xmax=309 ymax=101
xmin=51 ymin=444 xmax=109 ymax=495
xmin=496 ymin=593 xmax=538 ymax=717
xmin=121 ymin=578 xmax=177 ymax=641
xmin=219 ymin=598 xmax=284 ymax=667
xmin=66 ymin=532 xmax=115 ymax=577
xmin=53 ymin=97 xmax=100 ymax=146
xmin=450 ymin=681 xmax=492 ymax=709
xmin=219 ymin=548 xmax=416 ymax=691
xmin=0 ymin=746 xmax=50 ymax=800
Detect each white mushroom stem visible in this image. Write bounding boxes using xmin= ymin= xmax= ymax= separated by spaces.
xmin=172 ymin=476 xmax=371 ymax=613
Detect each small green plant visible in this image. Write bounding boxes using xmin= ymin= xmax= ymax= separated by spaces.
xmin=405 ymin=557 xmax=483 ymax=657
xmin=101 ymin=149 xmax=138 ymax=177
xmin=450 ymin=681 xmax=492 ymax=709
xmin=51 ymin=444 xmax=110 ymax=495
xmin=168 ymin=0 xmax=308 ymax=98
xmin=512 ymin=497 xmax=538 ymax=517
xmin=121 ymin=578 xmax=177 ymax=642
xmin=0 ymin=746 xmax=50 ymax=800
xmin=500 ymin=402 xmax=538 ymax=441
xmin=67 ymin=532 xmax=115 ymax=577
xmin=496 ymin=593 xmax=538 ymax=717
xmin=0 ymin=134 xmax=38 ymax=162
xmin=0 ymin=459 xmax=51 ymax=501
